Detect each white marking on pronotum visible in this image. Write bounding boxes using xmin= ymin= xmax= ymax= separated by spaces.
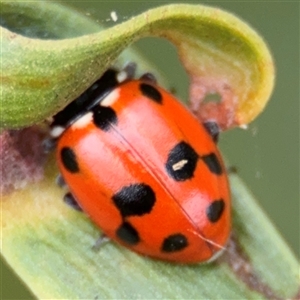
xmin=110 ymin=11 xmax=118 ymax=22
xmin=172 ymin=159 xmax=188 ymax=171
xmin=72 ymin=112 xmax=93 ymax=129
xmin=116 ymin=70 xmax=128 ymax=83
xmin=101 ymin=88 xmax=120 ymax=107
xmin=50 ymin=126 xmax=65 ymax=138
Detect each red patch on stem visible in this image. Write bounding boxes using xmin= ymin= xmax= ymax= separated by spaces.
xmin=189 ymin=77 xmax=239 ymax=130
xmin=0 ymin=126 xmax=47 ymax=194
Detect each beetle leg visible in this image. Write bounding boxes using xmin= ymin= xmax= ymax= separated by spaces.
xmin=203 ymin=121 xmax=220 ymax=143
xmin=42 ymin=137 xmax=57 ymax=153
xmin=55 ymin=174 xmax=66 ymax=188
xmin=92 ymin=233 xmax=110 ymax=251
xmin=63 ymin=192 xmax=83 ymax=212
xmin=139 ymin=72 xmax=157 ymax=84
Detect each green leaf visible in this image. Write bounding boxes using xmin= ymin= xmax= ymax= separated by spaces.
xmin=1 ymin=1 xmax=274 ymax=129
xmin=2 ymin=155 xmax=299 ymax=299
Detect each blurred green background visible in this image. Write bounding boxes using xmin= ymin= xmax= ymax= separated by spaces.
xmin=1 ymin=1 xmax=299 ymax=299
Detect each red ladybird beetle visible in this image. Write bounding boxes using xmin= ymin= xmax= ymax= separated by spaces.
xmin=49 ymin=63 xmax=231 ymax=264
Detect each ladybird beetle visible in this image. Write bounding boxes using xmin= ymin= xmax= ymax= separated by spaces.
xmin=50 ymin=63 xmax=231 ymax=264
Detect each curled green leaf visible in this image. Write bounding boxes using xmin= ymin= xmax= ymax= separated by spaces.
xmin=1 ymin=2 xmax=274 ymax=129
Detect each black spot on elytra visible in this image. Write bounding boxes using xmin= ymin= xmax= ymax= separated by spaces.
xmin=161 ymin=233 xmax=188 ymax=252
xmin=61 ymin=147 xmax=79 ymax=173
xmin=202 ymin=153 xmax=223 ymax=175
xmin=116 ymin=221 xmax=140 ymax=245
xmin=112 ymin=183 xmax=156 ymax=218
xmin=166 ymin=141 xmax=199 ymax=181
xmin=206 ymin=199 xmax=225 ymax=223
xmin=93 ymin=105 xmax=117 ymax=131
xmin=139 ymin=83 xmax=162 ymax=104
